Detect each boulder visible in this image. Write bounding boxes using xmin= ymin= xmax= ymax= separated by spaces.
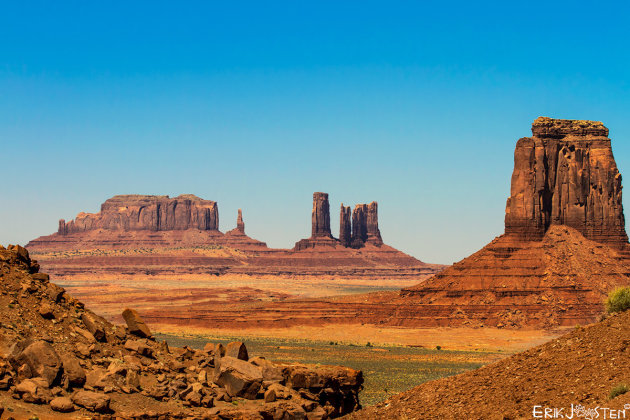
xmin=12 ymin=340 xmax=61 ymax=387
xmin=72 ymin=390 xmax=111 ymax=413
xmin=15 ymin=377 xmax=51 ymax=404
xmin=38 ymin=303 xmax=55 ymax=319
xmin=31 ymin=273 xmax=49 ymax=282
xmin=81 ymin=312 xmax=106 ymax=342
xmin=124 ymin=340 xmax=154 ymax=358
xmin=46 ymin=283 xmax=65 ymax=302
xmin=60 ymin=353 xmax=86 ymax=387
xmin=225 ymin=341 xmax=248 ymax=361
xmin=213 ymin=356 xmax=263 ymax=399
xmin=122 ymin=308 xmax=152 ymax=338
xmin=249 ymin=357 xmax=284 ymax=382
xmin=50 ymin=396 xmax=75 ymax=412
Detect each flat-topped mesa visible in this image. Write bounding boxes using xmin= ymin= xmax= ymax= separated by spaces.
xmin=58 ymin=194 xmax=219 ymax=234
xmin=236 ymin=208 xmax=245 ymax=234
xmin=311 ymin=192 xmax=332 ymax=238
xmin=505 ymin=117 xmax=628 ymax=248
xmin=339 ymin=204 xmax=352 ymax=247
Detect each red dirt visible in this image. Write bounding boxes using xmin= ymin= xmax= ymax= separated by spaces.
xmin=345 ymin=308 xmax=630 ymax=419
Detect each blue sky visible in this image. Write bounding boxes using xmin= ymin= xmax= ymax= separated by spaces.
xmin=1 ymin=1 xmax=629 ymax=264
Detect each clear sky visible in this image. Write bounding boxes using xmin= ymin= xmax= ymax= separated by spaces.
xmin=2 ymin=1 xmax=629 ymax=264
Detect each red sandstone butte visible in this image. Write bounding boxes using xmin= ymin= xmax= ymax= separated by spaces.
xmin=505 ymin=117 xmax=627 ymax=247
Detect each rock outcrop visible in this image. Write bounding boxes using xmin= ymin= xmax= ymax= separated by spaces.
xmin=367 ymin=202 xmax=383 ymax=246
xmin=350 ymin=204 xmax=368 ymax=248
xmin=294 ymin=193 xmax=338 ymax=250
xmin=0 ymin=244 xmax=363 ymax=419
xmin=395 ymin=117 xmax=630 ymax=327
xmin=311 ymin=192 xmax=332 ymax=238
xmin=349 ymin=202 xmax=383 ymax=248
xmin=295 ymin=194 xmax=384 ymax=250
xmin=505 ymin=117 xmax=628 ymax=248
xmin=58 ymin=195 xmax=219 ymax=234
xmin=339 ymin=205 xmax=351 ymax=247
xmin=236 ymin=209 xmax=245 ymax=234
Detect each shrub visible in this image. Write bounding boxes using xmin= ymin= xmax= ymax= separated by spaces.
xmin=609 ymin=383 xmax=629 ymax=399
xmin=606 ymin=287 xmax=630 ymax=314
xmin=436 ymin=345 xmax=442 ymax=351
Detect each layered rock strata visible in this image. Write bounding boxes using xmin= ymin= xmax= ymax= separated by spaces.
xmin=505 ymin=117 xmax=627 ymax=248
xmin=58 ymin=194 xmax=219 ymax=234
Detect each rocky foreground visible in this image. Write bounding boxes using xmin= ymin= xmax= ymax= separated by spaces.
xmin=345 ymin=307 xmax=630 ymax=419
xmin=0 ymin=245 xmax=363 ymax=419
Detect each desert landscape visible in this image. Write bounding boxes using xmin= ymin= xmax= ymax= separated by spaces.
xmin=3 ymin=3 xmax=630 ymax=419
xmin=0 ymin=117 xmax=627 ymax=418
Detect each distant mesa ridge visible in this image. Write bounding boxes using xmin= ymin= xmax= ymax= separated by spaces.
xmin=58 ymin=194 xmax=219 ymax=234
xmin=505 ymin=116 xmax=627 ymax=248
xmin=294 ymin=192 xmax=383 ymax=251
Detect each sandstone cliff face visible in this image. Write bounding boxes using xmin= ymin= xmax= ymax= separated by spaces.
xmin=366 ymin=202 xmax=383 ymax=246
xmin=339 ymin=205 xmax=352 ymax=247
xmin=505 ymin=117 xmax=627 ymax=248
xmin=311 ymin=192 xmax=332 ymax=238
xmin=351 ymin=205 xmax=368 ymax=248
xmin=295 ymin=193 xmax=384 ymax=250
xmin=58 ymin=195 xmax=219 ymax=234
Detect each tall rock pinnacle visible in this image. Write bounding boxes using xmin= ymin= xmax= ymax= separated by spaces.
xmin=311 ymin=192 xmax=332 ymax=238
xmin=236 ymin=209 xmax=245 ymax=234
xmin=351 ymin=204 xmax=368 ymax=248
xmin=505 ymin=117 xmax=628 ymax=248
xmin=339 ymin=204 xmax=351 ymax=247
xmin=366 ymin=201 xmax=383 ymax=246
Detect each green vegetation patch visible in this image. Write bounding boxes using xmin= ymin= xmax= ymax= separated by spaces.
xmin=156 ymin=333 xmax=497 ymax=406
xmin=606 ymin=287 xmax=630 ymax=314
